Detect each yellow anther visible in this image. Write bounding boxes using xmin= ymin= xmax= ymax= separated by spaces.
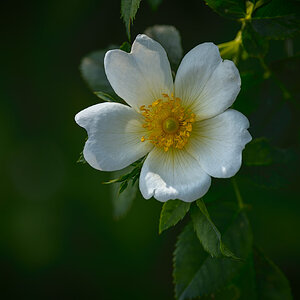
xmin=139 ymin=94 xmax=195 ymax=151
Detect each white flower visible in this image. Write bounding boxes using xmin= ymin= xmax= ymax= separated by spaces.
xmin=75 ymin=34 xmax=252 ymax=202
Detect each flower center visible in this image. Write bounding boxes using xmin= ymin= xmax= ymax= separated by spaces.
xmin=163 ymin=117 xmax=179 ymax=134
xmin=140 ymin=94 xmax=195 ymax=152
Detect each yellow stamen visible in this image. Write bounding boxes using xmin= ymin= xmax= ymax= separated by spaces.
xmin=140 ymin=94 xmax=195 ymax=151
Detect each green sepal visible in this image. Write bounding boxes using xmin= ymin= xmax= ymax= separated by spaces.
xmin=119 ymin=180 xmax=128 ymax=195
xmin=103 ymin=157 xmax=145 ymax=197
xmin=103 ymin=161 xmax=142 ymax=185
xmin=76 ymin=151 xmax=86 ymax=164
xmin=120 ymin=41 xmax=132 ymax=53
xmin=218 ymin=31 xmax=242 ymax=64
xmin=93 ymin=91 xmax=119 ymax=102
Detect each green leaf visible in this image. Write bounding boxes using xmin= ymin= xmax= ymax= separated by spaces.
xmin=242 ymin=23 xmax=269 ymax=57
xmin=121 ymin=0 xmax=141 ymax=40
xmin=191 ymin=199 xmax=238 ymax=259
xmin=204 ymin=0 xmax=246 ymax=19
xmin=243 ymin=138 xmax=273 ymax=166
xmin=173 ymin=209 xmax=252 ymax=299
xmin=252 ymin=0 xmax=300 ymax=39
xmin=199 ymin=249 xmax=262 ymax=300
xmin=197 ymin=246 xmax=293 ymax=300
xmin=210 ymin=248 xmax=293 ymax=300
xmin=200 ymin=256 xmax=257 ymax=300
xmin=110 ymin=167 xmax=138 ymax=219
xmin=253 ymin=247 xmax=293 ymax=300
xmin=159 ymin=200 xmax=190 ymax=234
xmin=146 ymin=0 xmax=163 ymax=11
xmin=144 ymin=25 xmax=183 ymax=69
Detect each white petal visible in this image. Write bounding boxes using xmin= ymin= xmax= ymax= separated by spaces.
xmin=175 ymin=43 xmax=241 ymax=120
xmin=139 ymin=148 xmax=211 ymax=202
xmin=75 ymin=102 xmax=153 ymax=171
xmin=186 ymin=109 xmax=252 ymax=178
xmin=175 ymin=43 xmax=221 ymax=108
xmin=104 ymin=34 xmax=174 ymax=111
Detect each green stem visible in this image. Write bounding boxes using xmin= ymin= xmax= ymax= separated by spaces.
xmin=231 ymin=178 xmax=244 ymax=210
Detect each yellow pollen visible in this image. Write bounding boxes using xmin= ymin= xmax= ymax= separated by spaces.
xmin=140 ymin=94 xmax=196 ymax=151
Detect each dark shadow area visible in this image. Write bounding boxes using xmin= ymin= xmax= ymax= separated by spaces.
xmin=1 ymin=0 xmax=299 ymax=298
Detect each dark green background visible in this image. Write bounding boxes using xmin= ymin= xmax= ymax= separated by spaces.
xmin=1 ymin=0 xmax=299 ymax=298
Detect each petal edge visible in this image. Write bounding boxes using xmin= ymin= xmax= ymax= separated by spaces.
xmin=186 ymin=109 xmax=252 ymax=178
xmin=139 ymin=148 xmax=211 ymax=202
xmin=104 ymin=34 xmax=174 ymax=111
xmin=75 ymin=102 xmax=153 ymax=171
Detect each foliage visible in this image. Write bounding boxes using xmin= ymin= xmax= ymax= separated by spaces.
xmin=159 ymin=200 xmax=190 ymax=234
xmin=174 ymin=209 xmax=252 ymax=299
xmin=103 ymin=157 xmax=145 ymax=195
xmin=191 ymin=199 xmax=239 ymax=259
xmin=242 ymin=22 xmax=269 ymax=57
xmin=121 ymin=0 xmax=142 ymax=40
xmin=78 ymin=0 xmax=299 ymax=298
xmin=110 ymin=166 xmax=138 ymax=219
xmin=252 ymin=247 xmax=293 ymax=299
xmin=199 ymin=247 xmax=293 ymax=299
xmin=252 ymin=0 xmax=300 ymax=39
xmin=204 ymin=0 xmax=246 ymax=19
xmin=243 ymin=138 xmax=274 ymax=166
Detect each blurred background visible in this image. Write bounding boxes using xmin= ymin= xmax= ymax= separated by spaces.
xmin=1 ymin=0 xmax=299 ymax=298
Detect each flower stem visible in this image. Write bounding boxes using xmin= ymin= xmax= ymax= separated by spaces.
xmin=231 ymin=177 xmax=244 ymax=210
